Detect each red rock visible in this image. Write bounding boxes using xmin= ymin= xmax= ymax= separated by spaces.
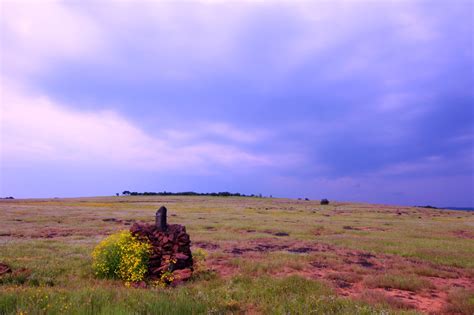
xmin=0 ymin=263 xmax=11 ymax=276
xmin=172 ymin=268 xmax=192 ymax=282
xmin=175 ymin=253 xmax=189 ymax=260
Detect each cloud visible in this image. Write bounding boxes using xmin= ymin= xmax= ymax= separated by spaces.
xmin=0 ymin=0 xmax=104 ymax=77
xmin=164 ymin=122 xmax=270 ymax=144
xmin=267 ymin=171 xmax=473 ymax=207
xmin=0 ymin=80 xmax=278 ymax=173
xmin=375 ymin=152 xmax=473 ymax=177
xmin=0 ymin=1 xmax=450 ymax=83
xmin=0 ymin=1 xmax=472 ymax=205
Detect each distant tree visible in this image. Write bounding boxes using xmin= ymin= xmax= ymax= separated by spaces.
xmin=116 ymin=193 xmax=119 ymax=197
xmin=120 ymin=190 xmax=255 ymax=198
xmin=320 ymin=199 xmax=329 ymax=205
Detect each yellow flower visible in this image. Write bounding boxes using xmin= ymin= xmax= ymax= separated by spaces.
xmin=92 ymin=230 xmax=152 ymax=282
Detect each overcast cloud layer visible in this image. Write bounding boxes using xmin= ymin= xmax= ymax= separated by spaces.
xmin=0 ymin=0 xmax=473 ymax=206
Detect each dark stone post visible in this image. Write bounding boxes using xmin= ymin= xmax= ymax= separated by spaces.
xmin=156 ymin=206 xmax=167 ymax=231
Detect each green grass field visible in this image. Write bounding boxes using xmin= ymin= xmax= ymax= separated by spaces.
xmin=1 ymin=196 xmax=473 ymax=314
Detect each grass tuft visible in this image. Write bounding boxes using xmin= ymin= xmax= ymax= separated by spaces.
xmin=364 ymin=273 xmax=433 ymax=292
xmin=444 ymin=288 xmax=474 ymax=315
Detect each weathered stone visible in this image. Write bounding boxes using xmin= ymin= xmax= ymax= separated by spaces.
xmin=171 ymin=268 xmax=193 ymax=286
xmin=156 ymin=206 xmax=167 ymax=231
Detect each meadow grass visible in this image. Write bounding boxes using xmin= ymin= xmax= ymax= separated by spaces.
xmin=364 ymin=273 xmax=433 ymax=292
xmin=1 ymin=196 xmax=473 ymax=314
xmin=444 ymin=288 xmax=474 ymax=315
xmin=0 ymin=276 xmax=415 ymax=315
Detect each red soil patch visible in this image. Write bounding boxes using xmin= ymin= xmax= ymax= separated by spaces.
xmin=203 ymin=238 xmax=474 ymax=314
xmin=207 ymin=256 xmax=239 ymax=278
xmin=0 ymin=218 xmax=139 ymax=239
xmin=220 ymin=238 xmax=336 ymax=256
xmin=193 ymin=241 xmax=220 ymax=250
xmin=365 ymin=287 xmax=441 ymax=312
xmin=452 ymin=230 xmax=474 ymax=239
xmin=359 ymin=226 xmax=387 ymax=232
xmin=5 ymin=227 xmax=113 ymax=239
xmin=37 ymin=229 xmax=73 ymax=238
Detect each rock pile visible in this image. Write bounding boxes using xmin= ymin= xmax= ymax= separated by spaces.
xmin=130 ymin=206 xmax=193 ymax=285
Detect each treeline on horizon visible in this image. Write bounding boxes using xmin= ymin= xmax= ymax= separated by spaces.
xmin=121 ymin=190 xmax=265 ymax=197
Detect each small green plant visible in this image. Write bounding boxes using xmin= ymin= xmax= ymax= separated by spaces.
xmin=193 ymin=248 xmax=207 ymax=272
xmin=191 ymin=248 xmax=216 ymax=281
xmin=92 ymin=230 xmax=151 ymax=283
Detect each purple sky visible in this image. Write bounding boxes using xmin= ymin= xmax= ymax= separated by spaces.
xmin=0 ymin=1 xmax=473 ymax=206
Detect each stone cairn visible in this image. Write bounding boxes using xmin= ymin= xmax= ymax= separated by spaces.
xmin=130 ymin=206 xmax=193 ymax=285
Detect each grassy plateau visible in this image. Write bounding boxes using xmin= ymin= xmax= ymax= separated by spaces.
xmin=0 ymin=196 xmax=473 ymax=314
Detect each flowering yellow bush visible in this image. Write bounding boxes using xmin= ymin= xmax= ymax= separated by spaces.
xmin=157 ymin=271 xmax=175 ymax=288
xmin=92 ymin=230 xmax=151 ymax=283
